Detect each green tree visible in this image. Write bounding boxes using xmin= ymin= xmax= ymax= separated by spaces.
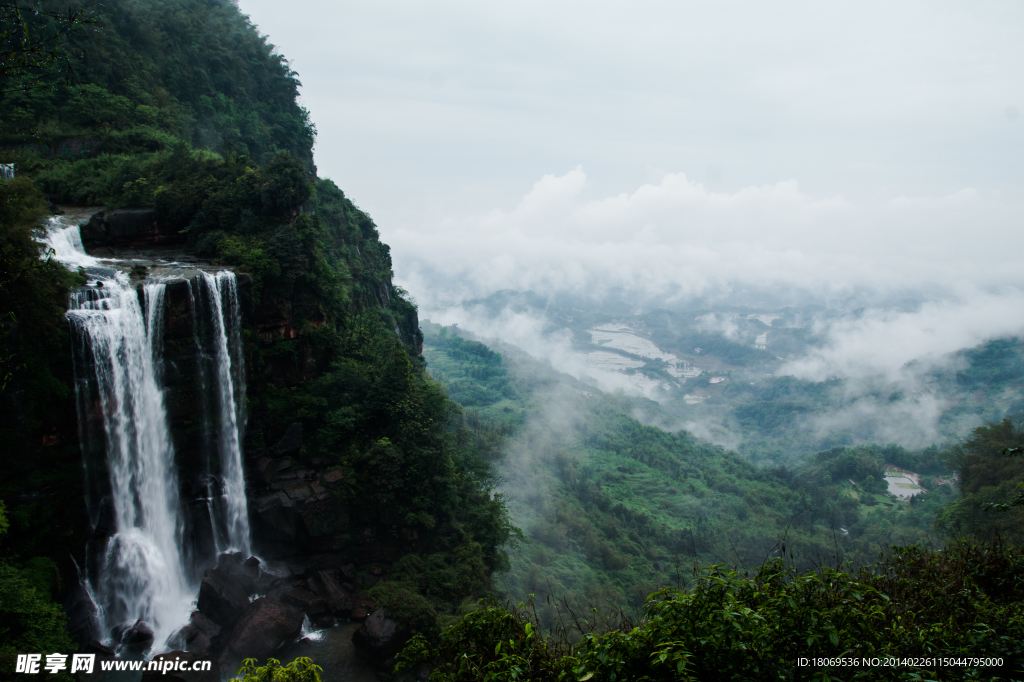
xmin=232 ymin=658 xmax=321 ymax=682
xmin=0 ymin=0 xmax=93 ymax=96
xmin=0 ymin=502 xmax=76 ymax=682
xmin=936 ymin=419 xmax=1024 ymax=543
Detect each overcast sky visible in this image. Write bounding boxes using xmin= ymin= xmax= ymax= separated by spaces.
xmin=235 ymin=1 xmax=1024 ymax=319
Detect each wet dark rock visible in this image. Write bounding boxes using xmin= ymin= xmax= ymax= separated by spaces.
xmin=281 ymin=481 xmax=313 ymax=501
xmin=352 ymin=608 xmax=406 ymax=665
xmin=170 ymin=624 xmax=213 ymax=656
xmin=63 ymin=577 xmax=102 ymax=647
xmin=120 ymin=620 xmax=155 ymax=652
xmin=167 ymin=625 xmax=195 ymax=651
xmin=84 ymin=640 xmax=115 ymax=657
xmin=280 ymin=588 xmax=327 ymax=616
xmin=93 ymin=495 xmax=117 ymax=536
xmin=197 ymin=568 xmax=250 ymax=627
xmin=256 ymin=571 xmax=285 ymax=594
xmin=78 ymin=208 xmax=186 ymax=248
xmin=190 ymin=611 xmax=222 ymax=641
xmin=214 ymin=552 xmax=259 ymax=595
xmin=80 ymin=210 xmax=106 ymax=243
xmin=251 ymin=492 xmax=297 ymax=542
xmin=108 ymin=209 xmax=157 ymax=239
xmin=322 ymin=469 xmax=344 ymax=484
xmin=219 ymin=599 xmax=304 ymax=673
xmin=309 ymin=570 xmax=353 ymax=616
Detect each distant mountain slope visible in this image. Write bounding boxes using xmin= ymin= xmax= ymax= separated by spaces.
xmin=421 ymin=323 xmax=954 ymax=625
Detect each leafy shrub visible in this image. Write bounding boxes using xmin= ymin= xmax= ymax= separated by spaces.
xmin=400 ymin=542 xmax=1024 ymax=681
xmin=232 ymin=657 xmax=321 ymax=682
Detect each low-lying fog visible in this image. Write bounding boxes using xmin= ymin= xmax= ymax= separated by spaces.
xmin=391 ymin=168 xmax=1024 ymax=457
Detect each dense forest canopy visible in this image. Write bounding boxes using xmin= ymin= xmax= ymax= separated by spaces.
xmin=2 ymin=0 xmax=313 ymax=164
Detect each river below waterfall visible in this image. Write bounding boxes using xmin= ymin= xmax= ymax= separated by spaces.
xmin=279 ymin=624 xmax=376 ymax=682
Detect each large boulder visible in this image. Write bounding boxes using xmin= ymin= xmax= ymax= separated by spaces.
xmin=119 ymin=620 xmax=155 ymax=653
xmin=218 ymin=599 xmax=304 ymax=674
xmin=178 ymin=611 xmax=222 ymax=655
xmin=251 ymin=492 xmax=298 ymax=542
xmin=352 ymin=608 xmax=406 ymax=666
xmin=107 ymin=208 xmax=157 ymax=239
xmin=168 ymin=609 xmax=225 ymax=656
xmin=214 ymin=552 xmax=260 ymax=596
xmin=280 ymin=588 xmax=327 ymax=617
xmin=309 ymin=570 xmax=353 ymax=616
xmin=196 ymin=568 xmax=250 ymax=628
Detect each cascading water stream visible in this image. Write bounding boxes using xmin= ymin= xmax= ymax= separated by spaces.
xmin=42 ymin=215 xmax=252 ymax=651
xmin=66 ymin=273 xmax=193 ymax=649
xmin=200 ymin=270 xmax=251 ymax=555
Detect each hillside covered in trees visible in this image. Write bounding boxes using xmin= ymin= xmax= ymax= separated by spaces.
xmin=416 ymin=325 xmax=1024 ymax=680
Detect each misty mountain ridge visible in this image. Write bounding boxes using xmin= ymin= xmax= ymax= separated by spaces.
xmin=422 ymin=288 xmax=1024 ymax=468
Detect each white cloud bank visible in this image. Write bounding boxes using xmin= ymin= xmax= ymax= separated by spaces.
xmin=782 ymin=292 xmax=1024 ymax=382
xmin=395 ymin=168 xmax=1024 ymax=384
xmin=394 ymin=167 xmax=1024 ymax=305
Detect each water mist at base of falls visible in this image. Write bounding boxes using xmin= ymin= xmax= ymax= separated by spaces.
xmin=44 ymin=216 xmax=253 ymax=652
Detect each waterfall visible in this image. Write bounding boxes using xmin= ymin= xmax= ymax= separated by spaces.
xmin=67 ymin=274 xmax=193 ymax=649
xmin=45 ymin=216 xmax=252 ymax=651
xmin=41 ymin=215 xmax=98 ymax=268
xmin=199 ymin=271 xmax=251 ymax=555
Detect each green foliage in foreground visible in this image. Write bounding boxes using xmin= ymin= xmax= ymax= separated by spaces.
xmin=399 ymin=542 xmax=1024 ymax=682
xmin=0 ymin=504 xmax=75 ymax=682
xmin=233 ymin=658 xmax=322 ymax=682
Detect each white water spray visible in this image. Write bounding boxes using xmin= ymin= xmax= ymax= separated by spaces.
xmin=40 ymin=215 xmax=98 ymax=268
